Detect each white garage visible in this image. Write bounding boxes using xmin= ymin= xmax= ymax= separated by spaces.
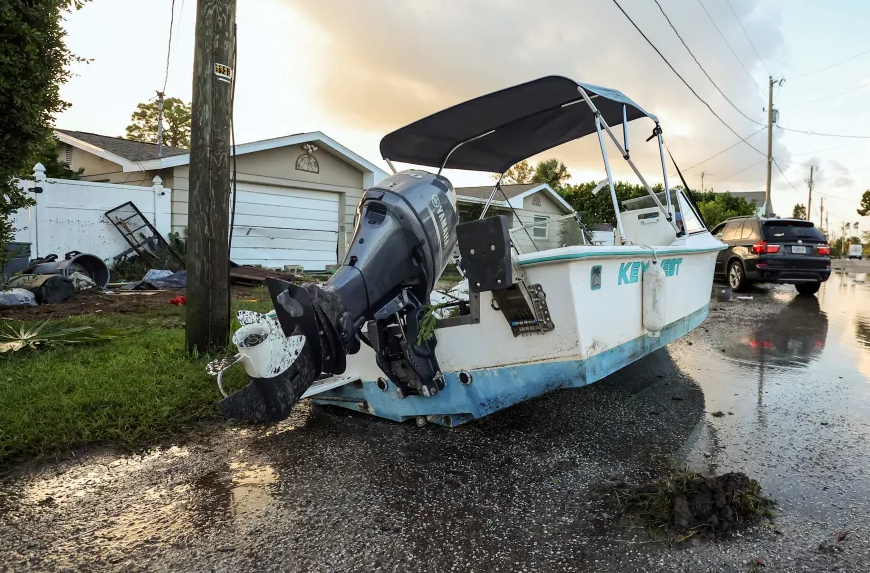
xmin=55 ymin=130 xmax=389 ymax=271
xmin=229 ymin=183 xmax=340 ymax=270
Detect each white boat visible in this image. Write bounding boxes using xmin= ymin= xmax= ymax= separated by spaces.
xmin=208 ymin=76 xmax=726 ymax=426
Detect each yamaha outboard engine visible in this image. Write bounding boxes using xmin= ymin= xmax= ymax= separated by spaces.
xmin=217 ymin=170 xmax=459 ymax=422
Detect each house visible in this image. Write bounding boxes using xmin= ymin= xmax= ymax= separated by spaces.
xmin=720 ymin=190 xmax=767 ymax=217
xmin=54 ymin=129 xmax=388 ymax=270
xmin=454 ymin=183 xmax=575 ymax=250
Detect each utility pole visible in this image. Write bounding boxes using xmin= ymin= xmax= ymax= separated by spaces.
xmin=819 ymin=196 xmax=824 ymax=231
xmin=764 ymin=76 xmax=781 ymax=218
xmin=156 ymin=91 xmax=165 ymax=158
xmin=701 ymin=172 xmax=715 ymax=193
xmin=806 ymin=165 xmax=814 ymax=222
xmin=186 ymin=0 xmax=237 ymax=353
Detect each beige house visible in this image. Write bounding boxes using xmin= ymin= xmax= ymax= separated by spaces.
xmin=55 ymin=130 xmax=388 ymax=270
xmin=455 ymin=183 xmax=575 ymax=251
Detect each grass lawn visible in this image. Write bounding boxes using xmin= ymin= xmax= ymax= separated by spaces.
xmin=0 ymin=289 xmax=275 ymax=465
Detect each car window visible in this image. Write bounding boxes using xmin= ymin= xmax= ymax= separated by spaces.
xmin=711 ymin=223 xmax=725 ymax=238
xmin=739 ymin=219 xmax=757 ymax=240
xmin=722 ymin=220 xmax=744 ymax=241
xmin=763 ymin=222 xmax=826 ymax=242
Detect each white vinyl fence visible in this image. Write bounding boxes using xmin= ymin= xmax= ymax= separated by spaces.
xmin=12 ymin=163 xmax=171 ymax=262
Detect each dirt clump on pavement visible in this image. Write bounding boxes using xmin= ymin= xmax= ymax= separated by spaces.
xmin=607 ymin=469 xmax=776 ymax=539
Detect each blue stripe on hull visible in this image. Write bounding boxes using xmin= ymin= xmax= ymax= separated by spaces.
xmin=312 ymin=303 xmax=710 ymax=426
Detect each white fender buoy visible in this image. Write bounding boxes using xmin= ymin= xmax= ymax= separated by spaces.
xmin=643 ymin=259 xmax=666 ymax=336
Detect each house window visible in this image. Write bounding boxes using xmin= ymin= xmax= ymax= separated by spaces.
xmin=65 ymin=144 xmax=73 ymax=165
xmin=533 ymin=215 xmax=549 ymax=238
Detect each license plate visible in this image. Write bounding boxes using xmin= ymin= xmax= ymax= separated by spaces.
xmin=792 ymin=246 xmax=807 ymax=254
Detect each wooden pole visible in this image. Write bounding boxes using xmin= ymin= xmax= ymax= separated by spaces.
xmin=806 ymin=165 xmax=814 ymax=222
xmin=764 ymin=76 xmax=774 ymax=217
xmin=186 ymin=0 xmax=236 ymax=353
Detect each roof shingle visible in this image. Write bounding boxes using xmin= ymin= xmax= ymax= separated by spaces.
xmin=455 ymin=183 xmax=541 ymax=200
xmin=57 ymin=129 xmax=189 ymax=162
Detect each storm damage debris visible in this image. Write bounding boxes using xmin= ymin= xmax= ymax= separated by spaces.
xmin=606 ymin=469 xmax=776 ymax=539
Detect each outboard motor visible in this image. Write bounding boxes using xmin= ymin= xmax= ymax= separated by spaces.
xmin=217 ymin=170 xmax=459 ymax=422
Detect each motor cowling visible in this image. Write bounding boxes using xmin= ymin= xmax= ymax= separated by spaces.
xmin=217 ymin=170 xmax=460 ymax=422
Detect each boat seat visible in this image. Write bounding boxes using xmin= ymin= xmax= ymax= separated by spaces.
xmin=621 ymin=206 xmax=677 ymax=246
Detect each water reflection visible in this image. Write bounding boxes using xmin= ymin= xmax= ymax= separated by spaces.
xmin=723 ymin=295 xmax=828 ymax=368
xmin=856 ymin=314 xmax=870 ymax=349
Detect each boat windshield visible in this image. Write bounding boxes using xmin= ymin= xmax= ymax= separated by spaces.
xmin=508 ymin=213 xmax=591 ymax=254
xmin=621 ymin=190 xmax=706 ymax=235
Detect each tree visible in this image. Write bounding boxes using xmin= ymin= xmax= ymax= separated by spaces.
xmin=491 ymin=160 xmax=534 ymax=185
xmin=0 ymin=0 xmax=89 ymax=266
xmin=532 ymin=159 xmax=571 ymax=191
xmin=125 ymin=97 xmax=192 ymax=148
xmin=37 ymin=136 xmax=84 ymax=179
xmin=858 ymin=190 xmax=870 ymax=217
xmin=792 ymin=204 xmax=807 ymax=219
xmin=693 ymin=191 xmax=757 ymax=229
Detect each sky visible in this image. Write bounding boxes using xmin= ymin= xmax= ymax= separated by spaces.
xmin=56 ymin=0 xmax=870 ymax=236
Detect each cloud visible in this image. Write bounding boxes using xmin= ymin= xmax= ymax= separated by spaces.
xmin=283 ymin=0 xmax=787 ymax=184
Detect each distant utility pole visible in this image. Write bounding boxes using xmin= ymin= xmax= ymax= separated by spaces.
xmin=806 ymin=165 xmax=814 ymax=222
xmin=701 ymin=171 xmax=715 ymax=193
xmin=764 ymin=76 xmax=783 ymax=218
xmin=156 ymin=90 xmax=165 ymax=158
xmin=820 ymin=197 xmax=824 ymax=230
xmin=186 ymin=0 xmax=237 ymax=353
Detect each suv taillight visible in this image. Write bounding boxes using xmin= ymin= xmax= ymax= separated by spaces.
xmin=752 ymin=241 xmax=780 ymax=254
xmin=817 ymin=244 xmax=831 ymax=255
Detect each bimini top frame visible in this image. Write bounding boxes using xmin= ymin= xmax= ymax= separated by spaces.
xmin=380 ymin=75 xmax=680 ymax=243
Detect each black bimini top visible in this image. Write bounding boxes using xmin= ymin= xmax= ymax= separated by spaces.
xmin=379 ymin=75 xmax=658 ymax=174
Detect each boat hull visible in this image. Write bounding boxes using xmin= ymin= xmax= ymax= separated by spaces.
xmin=312 ymin=302 xmax=708 ymax=425
xmin=310 ymin=234 xmax=723 ymax=425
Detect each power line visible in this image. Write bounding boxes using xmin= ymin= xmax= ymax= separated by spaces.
xmin=772 ymin=159 xmax=812 ymax=210
xmin=716 ymin=159 xmax=765 ymax=185
xmin=790 ymin=47 xmax=870 ymax=80
xmin=608 ymin=0 xmax=767 ymax=159
xmin=652 ymin=0 xmax=765 ymax=127
xmin=776 ymin=125 xmax=870 ymax=140
xmin=694 ymin=0 xmax=764 ymax=93
xmin=774 ymin=139 xmax=866 ymax=160
xmin=684 ymin=126 xmax=766 ymax=171
xmin=724 ymin=0 xmax=771 ymax=77
xmin=782 ymin=82 xmax=869 ymax=110
xmin=163 ymin=0 xmax=177 ymax=92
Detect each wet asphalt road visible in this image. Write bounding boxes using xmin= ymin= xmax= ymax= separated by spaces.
xmin=2 ymin=272 xmax=870 ymax=572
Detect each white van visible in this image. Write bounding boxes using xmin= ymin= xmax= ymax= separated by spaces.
xmin=849 ymin=244 xmax=863 ymax=260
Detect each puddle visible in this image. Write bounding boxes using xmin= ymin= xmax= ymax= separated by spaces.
xmin=195 ymin=461 xmax=279 ymax=518
xmin=675 ymin=273 xmax=870 ymax=521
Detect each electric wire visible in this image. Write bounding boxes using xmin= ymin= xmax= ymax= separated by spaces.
xmin=781 ymin=82 xmax=869 ymax=109
xmin=715 ymin=159 xmax=765 ymax=186
xmin=652 ymin=0 xmax=765 ymax=126
xmin=776 ymin=125 xmax=870 ymax=140
xmin=724 ymin=0 xmax=771 ymax=77
xmin=684 ymin=126 xmax=766 ymax=172
xmin=163 ymin=0 xmax=177 ymax=92
xmin=608 ymin=0 xmax=767 ymax=158
xmin=694 ymin=0 xmax=763 ymax=93
xmin=790 ymin=47 xmax=870 ymax=80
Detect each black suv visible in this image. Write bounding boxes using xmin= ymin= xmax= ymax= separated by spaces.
xmin=711 ymin=217 xmax=831 ymax=295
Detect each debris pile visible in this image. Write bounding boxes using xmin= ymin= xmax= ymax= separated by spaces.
xmin=607 ymin=469 xmax=776 ymax=539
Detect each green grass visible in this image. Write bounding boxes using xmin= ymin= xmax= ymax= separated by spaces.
xmin=0 ymin=289 xmax=274 ymax=464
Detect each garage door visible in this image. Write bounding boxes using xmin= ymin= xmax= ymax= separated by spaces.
xmin=229 ymin=182 xmax=339 ymax=271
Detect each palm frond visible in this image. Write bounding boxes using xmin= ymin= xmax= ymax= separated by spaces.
xmin=0 ymin=319 xmax=132 ymax=353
